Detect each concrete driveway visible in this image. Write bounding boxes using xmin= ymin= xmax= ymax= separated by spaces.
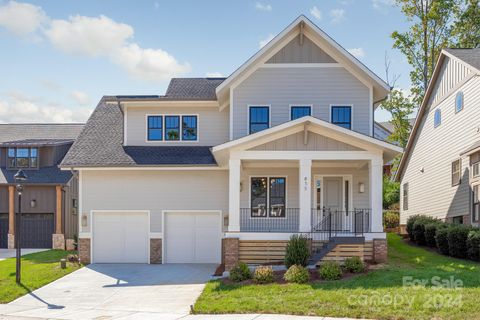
xmin=0 ymin=249 xmax=48 ymax=261
xmin=0 ymin=263 xmax=217 ymax=319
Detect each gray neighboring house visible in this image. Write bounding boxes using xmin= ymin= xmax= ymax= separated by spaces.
xmin=396 ymin=48 xmax=480 ymax=227
xmin=0 ymin=124 xmax=84 ymax=249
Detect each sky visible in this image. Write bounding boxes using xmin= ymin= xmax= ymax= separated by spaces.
xmin=0 ymin=0 xmax=413 ymax=124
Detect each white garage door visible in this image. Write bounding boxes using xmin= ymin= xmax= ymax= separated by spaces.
xmin=164 ymin=212 xmax=222 ymax=263
xmin=92 ymin=211 xmax=149 ymax=263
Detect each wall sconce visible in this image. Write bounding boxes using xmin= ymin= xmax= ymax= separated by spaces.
xmin=359 ymin=183 xmax=365 ymax=193
xmin=30 ymin=199 xmax=36 ymax=208
xmin=81 ymin=214 xmax=88 ymax=227
xmin=420 ymin=167 xmax=424 ymax=173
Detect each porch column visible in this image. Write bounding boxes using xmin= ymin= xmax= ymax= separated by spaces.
xmin=299 ymin=159 xmax=312 ymax=232
xmin=8 ymin=185 xmax=14 ymax=249
xmin=52 ymin=185 xmax=65 ymax=249
xmin=228 ymin=159 xmax=241 ymax=232
xmin=369 ymin=156 xmax=383 ymax=233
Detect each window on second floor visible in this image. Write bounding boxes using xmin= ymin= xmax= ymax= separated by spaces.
xmin=147 ymin=116 xmax=163 ymax=141
xmin=331 ymin=106 xmax=351 ymax=129
xmin=455 ymin=91 xmax=464 ymax=113
xmin=249 ymin=106 xmax=269 ymax=134
xmin=147 ymin=115 xmax=198 ymax=142
xmin=452 ymin=159 xmax=461 ymax=186
xmin=182 ymin=115 xmax=198 ymax=141
xmin=7 ymin=147 xmax=38 ymax=169
xmin=434 ymin=109 xmax=441 ymax=128
xmin=290 ymin=106 xmax=311 ymax=120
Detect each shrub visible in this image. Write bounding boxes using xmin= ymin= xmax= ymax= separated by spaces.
xmin=319 ymin=261 xmax=342 ymax=280
xmin=412 ymin=216 xmax=437 ymax=245
xmin=343 ymin=256 xmax=365 ymax=273
xmin=406 ymin=215 xmax=421 ymax=240
xmin=383 ymin=211 xmax=400 ymax=229
xmin=425 ymin=222 xmax=443 ymax=247
xmin=467 ymin=229 xmax=480 ymax=261
xmin=283 ymin=265 xmax=310 ymax=284
xmin=229 ymin=262 xmax=251 ymax=282
xmin=436 ymin=226 xmax=451 ymax=255
xmin=447 ymin=225 xmax=472 ymax=258
xmin=383 ymin=176 xmax=400 ymax=209
xmin=253 ymin=266 xmax=274 ymax=284
xmin=284 ymin=234 xmax=310 ymax=268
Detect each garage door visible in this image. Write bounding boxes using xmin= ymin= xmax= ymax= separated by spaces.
xmin=164 ymin=212 xmax=222 ymax=263
xmin=92 ymin=211 xmax=149 ymax=263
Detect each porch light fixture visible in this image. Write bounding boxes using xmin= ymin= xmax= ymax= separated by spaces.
xmin=14 ymin=169 xmax=28 ymax=284
xmin=30 ymin=199 xmax=36 ymax=208
xmin=359 ymin=182 xmax=365 ymax=193
xmin=81 ymin=214 xmax=88 ymax=227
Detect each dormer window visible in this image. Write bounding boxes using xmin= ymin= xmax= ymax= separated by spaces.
xmin=147 ymin=115 xmax=198 ymax=142
xmin=7 ymin=147 xmax=38 ymax=169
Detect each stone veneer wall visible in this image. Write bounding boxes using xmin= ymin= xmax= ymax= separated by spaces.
xmin=78 ymin=238 xmax=91 ymax=264
xmin=222 ymin=238 xmax=239 ymax=271
xmin=150 ymin=238 xmax=162 ymax=264
xmin=373 ymin=238 xmax=387 ymax=263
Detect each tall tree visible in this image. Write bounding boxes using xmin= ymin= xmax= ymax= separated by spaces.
xmin=451 ymin=0 xmax=480 ymax=48
xmin=391 ymin=0 xmax=458 ymax=105
xmin=382 ymin=89 xmax=416 ymax=148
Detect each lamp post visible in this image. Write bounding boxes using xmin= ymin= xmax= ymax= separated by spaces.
xmin=14 ymin=169 xmax=27 ymax=284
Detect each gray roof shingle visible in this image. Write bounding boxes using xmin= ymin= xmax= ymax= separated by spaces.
xmin=445 ymin=48 xmax=480 ymax=71
xmin=165 ymin=78 xmax=225 ymax=100
xmin=0 ymin=124 xmax=84 ymax=143
xmin=124 ymin=146 xmax=216 ymax=165
xmin=0 ymin=138 xmax=74 ymax=147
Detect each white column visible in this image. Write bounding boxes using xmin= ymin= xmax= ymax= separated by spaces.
xmin=228 ymin=159 xmax=241 ymax=232
xmin=299 ymin=159 xmax=312 ymax=232
xmin=369 ymin=155 xmax=384 ymax=233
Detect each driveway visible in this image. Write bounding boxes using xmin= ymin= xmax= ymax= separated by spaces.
xmin=0 ymin=263 xmax=217 ymax=319
xmin=0 ymin=249 xmax=48 ymax=261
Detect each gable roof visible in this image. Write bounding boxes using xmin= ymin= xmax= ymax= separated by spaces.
xmin=0 ymin=123 xmax=84 ymax=143
xmin=395 ymin=48 xmax=480 ymax=181
xmin=216 ymin=15 xmax=390 ymax=105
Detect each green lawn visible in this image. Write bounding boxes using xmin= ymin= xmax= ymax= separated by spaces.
xmin=0 ymin=250 xmax=81 ymax=303
xmin=194 ymin=234 xmax=480 ymax=320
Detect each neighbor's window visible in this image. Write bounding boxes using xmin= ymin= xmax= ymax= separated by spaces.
xmin=473 ymin=162 xmax=480 ymax=178
xmin=147 ymin=116 xmax=163 ymax=141
xmin=452 ymin=159 xmax=461 ymax=186
xmin=331 ymin=106 xmax=352 ymax=129
xmin=434 ymin=109 xmax=441 ymax=128
xmin=473 ymin=185 xmax=480 ymax=222
xmin=403 ymin=183 xmax=409 ymax=210
xmin=165 ymin=116 xmax=180 ymax=141
xmin=251 ymin=177 xmax=268 ymax=217
xmin=290 ymin=106 xmax=311 ymax=120
xmin=249 ymin=106 xmax=269 ymax=134
xmin=182 ymin=115 xmax=198 ymax=141
xmin=455 ymin=91 xmax=464 ymax=113
xmin=7 ymin=147 xmax=38 ymax=169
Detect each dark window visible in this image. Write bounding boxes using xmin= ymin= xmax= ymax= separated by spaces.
xmin=182 ymin=115 xmax=198 ymax=141
xmin=452 ymin=159 xmax=461 ymax=186
xmin=7 ymin=147 xmax=38 ymax=169
xmin=147 ymin=116 xmax=163 ymax=141
xmin=16 ymin=148 xmax=30 ymax=168
xmin=269 ymin=177 xmax=286 ymax=217
xmin=331 ymin=106 xmax=351 ymax=129
xmin=434 ymin=109 xmax=441 ymax=128
xmin=290 ymin=106 xmax=311 ymax=120
xmin=455 ymin=91 xmax=464 ymax=113
xmin=165 ymin=116 xmax=180 ymax=141
xmin=452 ymin=216 xmax=464 ymax=224
xmin=249 ymin=106 xmax=269 ymax=134
xmin=7 ymin=148 xmax=15 ymax=167
xmin=30 ymin=148 xmax=38 ymax=168
xmin=251 ymin=177 xmax=268 ymax=217
xmin=473 ymin=185 xmax=480 ymax=222
xmin=403 ymin=183 xmax=409 ymax=210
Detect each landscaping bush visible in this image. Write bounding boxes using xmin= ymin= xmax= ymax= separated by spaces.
xmin=412 ymin=216 xmax=437 ymax=245
xmin=383 ymin=210 xmax=400 ymax=229
xmin=283 ymin=265 xmax=309 ymax=284
xmin=343 ymin=257 xmax=365 ymax=273
xmin=447 ymin=225 xmax=472 ymax=258
xmin=284 ymin=234 xmax=310 ymax=268
xmin=229 ymin=262 xmax=251 ymax=282
xmin=425 ymin=222 xmax=443 ymax=247
xmin=467 ymin=229 xmax=480 ymax=261
xmin=406 ymin=215 xmax=421 ymax=240
xmin=436 ymin=225 xmax=451 ymax=255
xmin=319 ymin=261 xmax=342 ymax=280
xmin=253 ymin=266 xmax=274 ymax=284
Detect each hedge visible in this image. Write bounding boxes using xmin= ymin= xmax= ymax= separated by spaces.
xmin=467 ymin=229 xmax=480 ymax=261
xmin=447 ymin=225 xmax=472 ymax=258
xmin=412 ymin=216 xmax=438 ymax=245
xmin=406 ymin=215 xmax=421 ymax=240
xmin=425 ymin=222 xmax=443 ymax=247
xmin=435 ymin=226 xmax=451 ymax=255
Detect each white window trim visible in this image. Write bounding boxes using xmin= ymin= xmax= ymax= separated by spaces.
xmin=145 ymin=113 xmax=199 ymax=143
xmin=248 ymin=175 xmax=288 ymax=219
xmin=247 ymin=105 xmax=271 ymax=135
xmin=329 ymin=104 xmax=354 ymax=130
xmin=434 ymin=109 xmax=442 ymax=128
xmin=289 ymin=104 xmax=313 ymax=121
xmin=472 ymin=162 xmax=480 ymax=179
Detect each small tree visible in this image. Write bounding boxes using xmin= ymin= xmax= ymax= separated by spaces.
xmin=383 ymin=175 xmax=400 ymax=209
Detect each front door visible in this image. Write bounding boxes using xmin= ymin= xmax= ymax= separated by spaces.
xmin=313 ymin=176 xmax=344 ymax=232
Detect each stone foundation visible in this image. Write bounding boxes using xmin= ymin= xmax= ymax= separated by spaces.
xmin=222 ymin=238 xmax=239 ymax=271
xmin=78 ymin=238 xmax=91 ymax=264
xmin=373 ymin=238 xmax=387 ymax=263
xmin=52 ymin=234 xmax=65 ymax=250
xmin=66 ymin=239 xmax=76 ymax=251
xmin=7 ymin=234 xmax=14 ymax=249
xmin=150 ymin=238 xmax=162 ymax=264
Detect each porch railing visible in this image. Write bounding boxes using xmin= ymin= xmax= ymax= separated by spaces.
xmin=311 ymin=208 xmax=371 ymax=241
xmin=240 ymin=208 xmax=299 ymax=232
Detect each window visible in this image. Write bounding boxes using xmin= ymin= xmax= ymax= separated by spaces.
xmin=147 ymin=116 xmax=163 ymax=141
xmin=455 ymin=91 xmax=464 ymax=113
xmin=290 ymin=106 xmax=311 ymax=120
xmin=473 ymin=185 xmax=480 ymax=222
xmin=473 ymin=162 xmax=480 ymax=178
xmin=250 ymin=176 xmax=286 ymax=218
xmin=434 ymin=109 xmax=441 ymax=128
xmin=182 ymin=115 xmax=198 ymax=141
xmin=7 ymin=147 xmax=38 ymax=169
xmin=452 ymin=159 xmax=461 ymax=186
xmin=331 ymin=106 xmax=351 ymax=129
xmin=249 ymin=106 xmax=269 ymax=134
xmin=403 ymin=183 xmax=409 ymax=210
xmin=452 ymin=216 xmax=464 ymax=224
xmin=165 ymin=116 xmax=180 ymax=141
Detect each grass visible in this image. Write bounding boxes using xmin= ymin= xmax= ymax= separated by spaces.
xmin=194 ymin=234 xmax=480 ymax=320
xmin=0 ymin=250 xmax=81 ymax=303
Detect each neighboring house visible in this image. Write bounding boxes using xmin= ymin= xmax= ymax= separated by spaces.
xmin=61 ymin=16 xmax=402 ymax=267
xmin=0 ymin=124 xmax=84 ymax=249
xmin=396 ymin=48 xmax=480 ymax=227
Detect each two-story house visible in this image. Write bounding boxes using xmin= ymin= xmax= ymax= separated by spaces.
xmin=0 ymin=123 xmax=83 ymax=250
xmin=397 ymin=48 xmax=480 ymax=228
xmin=61 ymin=16 xmax=402 ymax=268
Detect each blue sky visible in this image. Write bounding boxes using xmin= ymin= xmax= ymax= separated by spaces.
xmin=0 ymin=0 xmax=412 ymax=123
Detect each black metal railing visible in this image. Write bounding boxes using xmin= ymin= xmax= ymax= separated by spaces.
xmin=311 ymin=208 xmax=370 ymax=241
xmin=240 ymin=208 xmax=299 ymax=232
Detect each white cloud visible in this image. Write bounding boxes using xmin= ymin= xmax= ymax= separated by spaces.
xmin=45 ymin=15 xmax=133 ymax=57
xmin=329 ymin=8 xmax=345 ymax=23
xmin=372 ymin=0 xmax=395 ymax=12
xmin=0 ymin=1 xmax=47 ymax=35
xmin=259 ymin=34 xmax=275 ymax=48
xmin=310 ymin=6 xmax=322 ymax=20
xmin=70 ymin=90 xmax=91 ymax=105
xmin=255 ymin=2 xmax=272 ymax=11
xmin=206 ymin=72 xmax=224 ymax=77
xmin=348 ymin=47 xmax=365 ymax=58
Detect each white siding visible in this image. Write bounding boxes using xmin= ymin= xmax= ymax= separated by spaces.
xmin=430 ymin=56 xmax=473 ymax=105
xmin=232 ymin=67 xmax=370 ymax=139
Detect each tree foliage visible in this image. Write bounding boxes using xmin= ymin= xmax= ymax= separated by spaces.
xmin=382 ymin=89 xmax=415 ymax=148
xmin=451 ymin=0 xmax=480 ymax=48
